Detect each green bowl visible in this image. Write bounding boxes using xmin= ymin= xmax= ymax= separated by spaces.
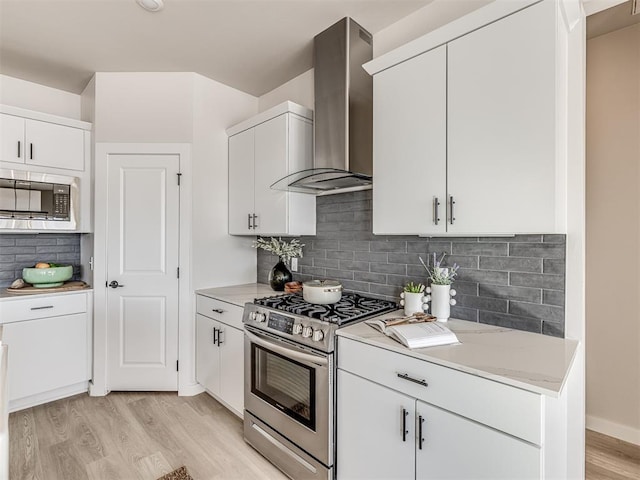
xmin=22 ymin=265 xmax=73 ymax=288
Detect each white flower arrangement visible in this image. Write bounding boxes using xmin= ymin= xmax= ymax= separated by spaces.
xmin=252 ymin=237 xmax=304 ymax=263
xmin=419 ymin=253 xmax=459 ymax=285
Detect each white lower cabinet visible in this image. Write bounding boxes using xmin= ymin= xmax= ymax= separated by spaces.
xmin=338 ymin=370 xmax=414 ymax=480
xmin=415 ymin=400 xmax=539 ymax=479
xmin=0 ymin=292 xmax=92 ymax=412
xmin=195 ymin=295 xmax=244 ymax=416
xmin=337 ymin=338 xmax=542 ymax=479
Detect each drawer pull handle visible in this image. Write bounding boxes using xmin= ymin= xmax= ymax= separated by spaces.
xmin=30 ymin=305 xmax=54 ymax=310
xmin=212 ymin=308 xmax=225 ymax=314
xmin=397 ymin=372 xmax=428 ymax=388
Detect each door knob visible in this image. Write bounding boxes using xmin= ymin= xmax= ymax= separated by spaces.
xmin=108 ymin=280 xmax=124 ymax=288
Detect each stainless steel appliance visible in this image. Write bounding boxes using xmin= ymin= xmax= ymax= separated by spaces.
xmin=270 ymin=17 xmax=374 ymax=194
xmin=0 ymin=169 xmax=78 ymax=230
xmin=243 ymin=292 xmax=396 ymax=479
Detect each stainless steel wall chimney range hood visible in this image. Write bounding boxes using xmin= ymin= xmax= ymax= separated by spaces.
xmin=271 ymin=17 xmax=373 ymax=194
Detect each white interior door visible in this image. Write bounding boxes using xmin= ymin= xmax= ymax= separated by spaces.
xmin=106 ymin=153 xmax=180 ymax=390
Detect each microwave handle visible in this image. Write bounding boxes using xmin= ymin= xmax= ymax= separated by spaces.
xmin=245 ymin=330 xmax=328 ymax=367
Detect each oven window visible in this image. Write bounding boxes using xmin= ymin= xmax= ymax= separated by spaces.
xmin=251 ymin=343 xmax=316 ymax=431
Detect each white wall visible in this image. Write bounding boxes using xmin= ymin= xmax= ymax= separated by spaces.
xmin=192 ymin=73 xmax=258 ymax=289
xmin=586 ymin=24 xmax=640 ymax=445
xmin=93 ymin=73 xmax=194 ymax=143
xmin=373 ymin=0 xmax=494 ymax=57
xmin=259 ymin=69 xmax=314 ymax=113
xmin=0 ymin=74 xmax=81 ymax=119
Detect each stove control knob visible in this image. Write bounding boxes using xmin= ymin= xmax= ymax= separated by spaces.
xmin=292 ymin=323 xmax=303 ymax=335
xmin=312 ymin=329 xmax=325 ymax=342
xmin=255 ymin=312 xmax=266 ymax=323
xmin=302 ymin=325 xmax=313 ymax=338
xmin=248 ymin=311 xmax=257 ymax=321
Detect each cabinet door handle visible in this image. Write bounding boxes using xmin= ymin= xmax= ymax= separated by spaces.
xmin=217 ymin=328 xmax=225 ymax=346
xmin=449 ymin=195 xmax=456 ymax=225
xmin=212 ymin=327 xmax=218 ymax=346
xmin=401 ymin=407 xmax=409 ymax=442
xmin=30 ymin=305 xmax=54 ymax=310
xmin=433 ymin=197 xmax=440 ymax=225
xmin=397 ymin=372 xmax=428 ymax=388
xmin=418 ymin=415 xmax=425 ymax=450
xmin=30 ymin=143 xmax=33 ymax=160
xmin=17 ymin=141 xmax=21 ymax=158
xmin=248 ymin=213 xmax=253 ymax=230
xmin=252 ymin=214 xmax=258 ymax=229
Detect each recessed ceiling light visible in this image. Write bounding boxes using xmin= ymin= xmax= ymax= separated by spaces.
xmin=136 ymin=0 xmax=164 ymax=12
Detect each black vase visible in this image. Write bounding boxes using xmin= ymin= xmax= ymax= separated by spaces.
xmin=269 ymin=258 xmax=292 ymax=291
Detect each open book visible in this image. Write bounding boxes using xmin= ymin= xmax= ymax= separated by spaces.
xmin=365 ymin=316 xmax=460 ymax=349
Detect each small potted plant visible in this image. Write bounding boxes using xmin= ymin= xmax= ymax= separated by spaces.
xmin=419 ymin=253 xmax=459 ymax=322
xmin=400 ymin=282 xmax=427 ymax=316
xmin=253 ymin=237 xmax=304 ymax=291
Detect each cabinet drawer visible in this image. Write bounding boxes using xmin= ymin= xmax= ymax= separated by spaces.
xmin=196 ymin=295 xmax=243 ymax=329
xmin=0 ymin=293 xmax=87 ymax=323
xmin=338 ymin=337 xmax=542 ymax=445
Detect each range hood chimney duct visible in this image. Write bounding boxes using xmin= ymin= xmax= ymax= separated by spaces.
xmin=271 ymin=17 xmax=373 ymax=194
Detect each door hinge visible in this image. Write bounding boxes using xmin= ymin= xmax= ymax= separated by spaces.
xmin=176 ymin=360 xmax=179 ymax=371
xmin=177 ymin=173 xmax=182 ymax=186
xmin=177 ymin=267 xmax=180 ymax=279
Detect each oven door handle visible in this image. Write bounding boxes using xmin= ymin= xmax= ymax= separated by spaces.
xmin=245 ymin=330 xmax=328 ymax=367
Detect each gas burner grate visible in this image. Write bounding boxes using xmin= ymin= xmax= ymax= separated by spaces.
xmin=254 ymin=292 xmax=397 ymax=325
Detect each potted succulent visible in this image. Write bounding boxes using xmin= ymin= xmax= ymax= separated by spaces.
xmin=400 ymin=282 xmax=427 ymax=316
xmin=419 ymin=253 xmax=459 ymax=322
xmin=253 ymin=237 xmax=304 ymax=291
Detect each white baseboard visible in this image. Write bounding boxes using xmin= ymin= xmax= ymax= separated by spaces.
xmin=178 ymin=383 xmax=204 ymax=397
xmin=9 ymin=382 xmax=89 ymax=413
xmin=586 ymin=415 xmax=640 ymax=446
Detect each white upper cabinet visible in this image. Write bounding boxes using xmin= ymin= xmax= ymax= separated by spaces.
xmin=228 ymin=128 xmax=256 ymax=235
xmin=446 ymin=0 xmax=556 ymax=234
xmin=227 ymin=101 xmax=315 ymax=236
xmin=373 ymin=45 xmax=447 ymax=235
xmin=0 ymin=111 xmax=86 ymax=171
xmin=25 ymin=119 xmax=85 ymax=171
xmin=0 ymin=113 xmax=24 ymax=163
xmin=370 ymin=0 xmax=561 ymax=235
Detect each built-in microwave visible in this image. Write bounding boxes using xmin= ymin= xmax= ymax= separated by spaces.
xmin=0 ymin=169 xmax=78 ymax=231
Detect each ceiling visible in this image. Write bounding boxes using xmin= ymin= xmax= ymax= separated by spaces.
xmin=0 ymin=0 xmax=430 ymax=96
xmin=587 ymin=0 xmax=640 ymax=38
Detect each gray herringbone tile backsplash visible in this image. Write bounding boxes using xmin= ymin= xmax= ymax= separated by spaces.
xmin=257 ymin=190 xmax=566 ymax=337
xmin=0 ymin=234 xmax=82 ymax=287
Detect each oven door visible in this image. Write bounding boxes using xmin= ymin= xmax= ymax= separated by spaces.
xmin=244 ymin=326 xmax=332 ymax=466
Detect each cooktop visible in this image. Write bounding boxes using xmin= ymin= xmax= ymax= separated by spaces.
xmin=253 ymin=292 xmax=397 ymax=325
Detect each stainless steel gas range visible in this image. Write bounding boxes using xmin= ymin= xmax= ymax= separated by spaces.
xmin=243 ymin=292 xmax=397 ymax=480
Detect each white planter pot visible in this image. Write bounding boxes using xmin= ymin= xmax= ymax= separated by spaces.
xmin=430 ymin=284 xmax=451 ymax=322
xmin=400 ymin=292 xmax=426 ymax=316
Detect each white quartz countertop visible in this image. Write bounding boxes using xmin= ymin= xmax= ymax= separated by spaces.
xmin=195 ymin=283 xmax=277 ymax=308
xmin=337 ymin=311 xmax=578 ymax=397
xmin=0 ymin=288 xmax=93 ymax=302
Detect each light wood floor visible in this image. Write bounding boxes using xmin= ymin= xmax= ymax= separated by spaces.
xmin=586 ymin=429 xmax=640 ymax=480
xmin=9 ymin=391 xmax=640 ymax=480
xmin=9 ymin=391 xmax=287 ymax=480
